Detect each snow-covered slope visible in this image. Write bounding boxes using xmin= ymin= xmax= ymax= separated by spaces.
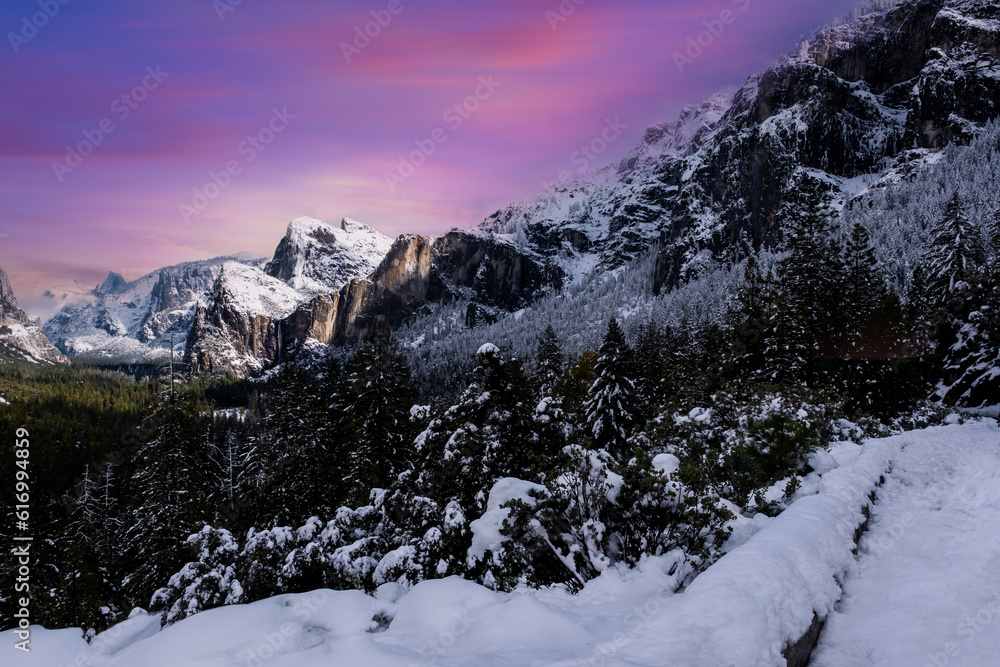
xmin=12 ymin=420 xmax=997 ymax=666
xmin=265 ymin=216 xmax=393 ymax=295
xmin=812 ymin=419 xmax=1000 ymax=666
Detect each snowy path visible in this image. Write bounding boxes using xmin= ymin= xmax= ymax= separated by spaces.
xmin=811 ymin=421 xmax=1000 ymax=667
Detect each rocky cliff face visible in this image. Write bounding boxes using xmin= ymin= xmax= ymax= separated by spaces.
xmin=0 ymin=266 xmax=68 ymax=365
xmin=184 ymin=262 xmax=305 ymax=375
xmin=280 ymin=231 xmax=564 ymax=351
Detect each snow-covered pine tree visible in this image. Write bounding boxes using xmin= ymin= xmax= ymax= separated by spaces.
xmin=122 ymin=392 xmax=211 ymax=608
xmin=210 ymin=428 xmax=246 ymax=529
xmin=534 ymin=325 xmax=565 ymax=393
xmin=585 ymin=319 xmax=637 ymax=462
xmin=151 ymin=525 xmax=243 ymax=626
xmin=416 ymin=343 xmax=537 ymax=512
xmin=341 ymin=321 xmax=418 ymax=504
xmin=243 ymin=364 xmax=343 ymax=528
xmin=70 ymin=464 xmax=98 ymax=544
xmin=924 ymin=193 xmax=985 ymax=313
xmin=769 ymin=177 xmax=846 ymax=383
xmin=533 ymin=328 xmax=578 ymax=475
xmin=96 ymin=463 xmax=121 ymax=566
xmin=935 ymin=201 xmax=1000 ymax=405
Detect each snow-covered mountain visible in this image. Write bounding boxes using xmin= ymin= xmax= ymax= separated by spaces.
xmin=44 ymin=0 xmax=1000 ymax=376
xmin=184 ymin=262 xmax=307 ymax=375
xmin=0 ymin=265 xmax=68 ymax=365
xmin=265 ymin=217 xmax=394 ymax=295
xmin=43 ymin=254 xmax=267 ymax=361
xmin=479 ymin=0 xmax=1000 ymax=292
xmin=44 ymin=217 xmax=394 ymax=364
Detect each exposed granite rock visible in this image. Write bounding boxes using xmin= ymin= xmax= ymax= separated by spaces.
xmin=280 ymin=230 xmax=564 ymax=351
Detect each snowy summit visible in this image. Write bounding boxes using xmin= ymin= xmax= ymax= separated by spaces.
xmin=264 ymin=216 xmax=394 ymax=295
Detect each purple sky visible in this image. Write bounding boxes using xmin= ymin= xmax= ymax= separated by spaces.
xmin=0 ymin=0 xmax=861 ymax=318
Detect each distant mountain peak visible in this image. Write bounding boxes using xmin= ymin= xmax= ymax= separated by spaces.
xmin=97 ymin=271 xmax=128 ymax=296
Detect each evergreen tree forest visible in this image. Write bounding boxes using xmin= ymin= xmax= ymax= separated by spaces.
xmin=2 ymin=183 xmax=998 ymax=635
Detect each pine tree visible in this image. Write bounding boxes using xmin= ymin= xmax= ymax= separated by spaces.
xmin=535 ymin=325 xmax=565 ymax=393
xmin=341 ymin=321 xmax=418 ymax=503
xmin=770 ymin=178 xmax=846 ymax=382
xmin=727 ymin=256 xmax=776 ymax=382
xmin=842 ymin=222 xmax=888 ymax=356
xmin=632 ymin=321 xmax=673 ymax=419
xmin=122 ymin=392 xmax=211 ymax=607
xmin=585 ymin=319 xmax=637 ymax=462
xmin=244 ymin=364 xmax=343 ymax=528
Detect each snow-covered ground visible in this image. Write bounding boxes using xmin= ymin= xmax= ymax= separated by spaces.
xmin=812 ymin=420 xmax=1000 ymax=667
xmin=6 ymin=421 xmax=998 ymax=666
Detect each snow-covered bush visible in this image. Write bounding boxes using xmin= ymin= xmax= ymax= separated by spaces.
xmin=652 ymin=387 xmax=838 ymax=513
xmin=151 ymin=526 xmax=243 ymax=626
xmin=498 ymin=445 xmax=733 ymax=591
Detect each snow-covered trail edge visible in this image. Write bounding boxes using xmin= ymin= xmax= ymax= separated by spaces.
xmin=811 ymin=420 xmax=1000 ymax=667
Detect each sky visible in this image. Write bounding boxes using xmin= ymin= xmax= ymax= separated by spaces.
xmin=0 ymin=0 xmax=862 ymax=318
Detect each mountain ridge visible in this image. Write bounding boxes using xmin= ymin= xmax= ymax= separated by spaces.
xmin=42 ymin=0 xmax=1000 ymax=376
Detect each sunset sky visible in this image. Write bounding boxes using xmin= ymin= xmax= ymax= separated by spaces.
xmin=0 ymin=0 xmax=861 ymax=317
